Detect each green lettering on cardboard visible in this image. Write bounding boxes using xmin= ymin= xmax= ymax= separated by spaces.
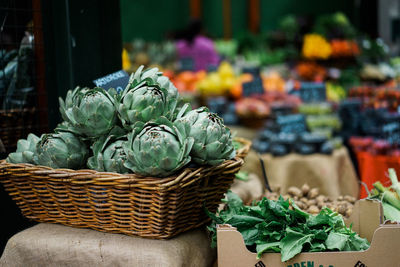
xmin=294 ymin=264 xmax=300 ymax=267
xmin=301 ymin=262 xmax=306 ymax=267
xmin=307 ymin=261 xmax=314 ymax=267
xmin=287 ymin=265 xmax=292 ymax=267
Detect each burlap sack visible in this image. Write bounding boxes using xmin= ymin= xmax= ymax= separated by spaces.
xmin=241 ymin=147 xmax=359 ymax=198
xmin=0 ymin=223 xmax=216 ymax=267
xmin=230 ymin=173 xmax=264 ymax=204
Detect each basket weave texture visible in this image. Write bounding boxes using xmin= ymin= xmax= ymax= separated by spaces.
xmin=0 ymin=108 xmax=37 ymax=153
xmin=0 ymin=137 xmax=251 ymax=239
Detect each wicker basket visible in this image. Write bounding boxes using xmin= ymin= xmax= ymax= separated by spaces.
xmin=0 ymin=108 xmax=38 ymax=153
xmin=0 ymin=138 xmax=251 ymax=239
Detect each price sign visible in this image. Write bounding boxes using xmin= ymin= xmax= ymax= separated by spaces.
xmin=93 ymin=70 xmax=129 ymax=93
xmin=276 ymin=114 xmax=306 ymax=134
xmin=299 ymin=82 xmax=326 ymax=103
xmin=242 ymin=77 xmax=264 ymax=97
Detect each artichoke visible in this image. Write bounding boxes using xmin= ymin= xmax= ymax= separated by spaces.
xmin=130 ymin=65 xmax=178 ymax=117
xmin=123 ymin=117 xmax=194 ymax=177
xmin=35 ymin=131 xmax=88 ymax=169
xmin=87 ymin=127 xmax=130 ymax=173
xmin=176 ymin=106 xmax=236 ymax=165
xmin=59 ymin=87 xmax=117 ymax=138
xmin=6 ymin=133 xmax=40 ymax=164
xmin=157 ymin=74 xmax=178 ymax=119
xmin=117 ymin=66 xmax=178 ymax=129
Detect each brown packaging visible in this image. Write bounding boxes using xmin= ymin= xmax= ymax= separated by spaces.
xmin=217 ymin=199 xmax=400 ymax=267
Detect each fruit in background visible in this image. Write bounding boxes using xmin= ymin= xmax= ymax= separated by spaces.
xmin=298 ymin=103 xmax=332 ymax=115
xmin=302 ymin=34 xmax=332 ymax=60
xmin=122 ymin=48 xmax=132 ymax=71
xmin=326 ymin=82 xmax=346 ymax=102
xmin=230 ymin=73 xmax=253 ymax=99
xmin=306 ymin=115 xmax=342 ymax=131
xmin=262 ymin=71 xmax=285 ymax=92
xmin=197 ymin=61 xmax=237 ymax=96
xmin=235 ymin=97 xmax=271 ymax=118
xmin=296 ymin=61 xmax=327 ymax=81
xmin=218 ymin=61 xmax=234 ymax=78
xmin=330 ymin=39 xmax=360 ymax=58
xmin=172 ymin=70 xmax=205 ymax=92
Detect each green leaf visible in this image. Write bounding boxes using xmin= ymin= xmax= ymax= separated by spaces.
xmin=309 ymin=241 xmax=326 ymax=252
xmin=225 ymin=190 xmax=244 ymax=213
xmin=241 ymin=228 xmax=260 ymax=246
xmin=346 ymin=234 xmax=370 ymax=251
xmin=279 ymin=228 xmax=313 ymax=262
xmin=290 ymin=199 xmax=310 ymax=219
xmin=325 ymin=232 xmax=349 ymax=250
xmin=225 ymin=215 xmax=264 ymax=230
xmin=307 ymin=213 xmax=331 ymax=227
xmin=256 ymin=241 xmax=281 ymax=258
xmin=382 ymin=201 xmax=400 ymax=222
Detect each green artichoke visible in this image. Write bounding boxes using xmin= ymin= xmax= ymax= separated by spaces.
xmin=117 ymin=66 xmax=178 ymax=129
xmin=130 ymin=65 xmax=178 ymax=116
xmin=123 ymin=117 xmax=194 ymax=177
xmin=87 ymin=127 xmax=130 ymax=173
xmin=156 ymin=74 xmax=178 ymax=119
xmin=35 ymin=131 xmax=88 ymax=169
xmin=176 ymin=106 xmax=236 ymax=166
xmin=59 ymin=87 xmax=117 ymax=138
xmin=6 ymin=133 xmax=40 ymax=164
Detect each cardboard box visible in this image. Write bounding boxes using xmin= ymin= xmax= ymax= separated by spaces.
xmin=217 ymin=200 xmax=400 ymax=267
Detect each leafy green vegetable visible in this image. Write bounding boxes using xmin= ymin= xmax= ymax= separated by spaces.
xmin=368 ymin=169 xmax=400 ymax=222
xmin=207 ymin=191 xmax=369 ymax=262
xmin=382 ymin=201 xmax=400 ymax=222
xmin=279 ymin=229 xmax=313 ymax=261
xmin=256 ymin=241 xmax=280 ymax=258
xmin=325 ymin=232 xmax=349 ymax=250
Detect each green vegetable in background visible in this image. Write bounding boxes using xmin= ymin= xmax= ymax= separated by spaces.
xmin=368 ymin=169 xmax=400 ymax=221
xmin=207 ymin=191 xmax=369 ymax=262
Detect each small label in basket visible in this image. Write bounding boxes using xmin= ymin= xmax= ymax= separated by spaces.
xmin=93 ymin=70 xmax=129 ymax=93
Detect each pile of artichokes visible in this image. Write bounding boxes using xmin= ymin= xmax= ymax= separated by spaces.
xmin=6 ymin=66 xmax=236 ymax=177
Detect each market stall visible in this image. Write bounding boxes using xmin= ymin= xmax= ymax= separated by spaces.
xmin=2 ymin=1 xmax=400 ymax=266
